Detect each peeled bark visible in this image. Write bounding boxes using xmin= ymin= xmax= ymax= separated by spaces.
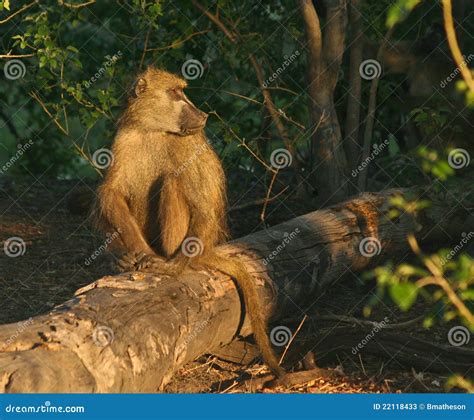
xmin=0 ymin=188 xmax=471 ymax=392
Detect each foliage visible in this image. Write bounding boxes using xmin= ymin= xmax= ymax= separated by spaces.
xmin=386 ymin=0 xmax=422 ymax=28
xmin=0 ymin=0 xmax=471 ymax=180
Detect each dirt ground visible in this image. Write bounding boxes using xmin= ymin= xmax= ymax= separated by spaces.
xmin=0 ymin=175 xmax=470 ymax=393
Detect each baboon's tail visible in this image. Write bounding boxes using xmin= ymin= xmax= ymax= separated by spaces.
xmin=196 ymin=253 xmax=286 ymax=379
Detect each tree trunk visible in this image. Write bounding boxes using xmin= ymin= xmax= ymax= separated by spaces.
xmin=300 ymin=0 xmax=349 ymax=204
xmin=344 ymin=0 xmax=363 ymax=180
xmin=0 ymin=188 xmax=471 ymax=392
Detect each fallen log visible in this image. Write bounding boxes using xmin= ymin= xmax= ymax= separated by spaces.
xmin=0 ymin=188 xmax=471 ymax=392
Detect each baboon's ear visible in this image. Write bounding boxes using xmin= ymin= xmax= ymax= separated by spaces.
xmin=134 ymin=78 xmax=147 ymax=97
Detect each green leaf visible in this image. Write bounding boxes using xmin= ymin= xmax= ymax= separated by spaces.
xmin=423 ymin=316 xmax=434 ymax=329
xmin=389 ymin=283 xmax=418 ymax=311
xmin=66 ymin=45 xmax=79 ymax=54
xmin=388 ymin=134 xmax=400 ymax=156
xmin=460 ymin=290 xmax=474 ymax=301
xmin=386 ymin=0 xmax=422 ymax=28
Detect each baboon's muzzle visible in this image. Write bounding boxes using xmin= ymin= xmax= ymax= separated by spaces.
xmin=180 ymin=104 xmax=208 ymax=134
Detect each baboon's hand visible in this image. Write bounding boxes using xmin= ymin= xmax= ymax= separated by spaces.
xmin=135 ymin=253 xmax=170 ymax=273
xmin=114 ymin=251 xmax=148 ymax=272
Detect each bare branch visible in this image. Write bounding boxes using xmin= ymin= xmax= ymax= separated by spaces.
xmin=0 ymin=0 xmax=37 ymax=25
xmin=299 ymin=0 xmax=323 ymax=97
xmin=442 ymin=0 xmax=474 ymax=93
xmin=145 ymin=30 xmax=209 ymax=52
xmin=58 ymin=0 xmax=96 ymax=9
xmin=322 ymin=0 xmax=348 ymax=90
xmin=357 ymin=27 xmax=395 ymax=190
xmin=192 ymin=0 xmax=301 ymax=173
xmin=0 ymin=53 xmax=34 ymax=59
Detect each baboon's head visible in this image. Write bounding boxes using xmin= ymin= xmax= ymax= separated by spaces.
xmin=121 ymin=67 xmax=208 ymax=135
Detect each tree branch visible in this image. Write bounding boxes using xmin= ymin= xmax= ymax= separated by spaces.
xmin=322 ymin=0 xmax=348 ymax=91
xmin=442 ymin=0 xmax=474 ymax=93
xmin=0 ymin=0 xmax=37 ymax=25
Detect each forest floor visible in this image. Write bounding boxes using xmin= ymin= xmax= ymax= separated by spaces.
xmin=0 ymin=174 xmax=470 ymax=394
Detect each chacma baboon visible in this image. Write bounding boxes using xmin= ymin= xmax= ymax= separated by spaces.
xmin=94 ymin=67 xmax=285 ymax=379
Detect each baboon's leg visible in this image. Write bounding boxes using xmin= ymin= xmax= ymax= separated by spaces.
xmin=187 ymin=212 xmax=222 ymax=254
xmin=98 ymin=188 xmax=154 ymax=255
xmin=159 ymin=177 xmax=190 ymax=257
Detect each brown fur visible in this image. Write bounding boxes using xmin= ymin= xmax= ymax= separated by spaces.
xmin=94 ymin=67 xmax=285 ymax=378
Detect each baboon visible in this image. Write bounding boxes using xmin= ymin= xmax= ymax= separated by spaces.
xmin=94 ymin=67 xmax=285 ymax=379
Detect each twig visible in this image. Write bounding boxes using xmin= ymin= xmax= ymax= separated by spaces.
xmin=194 ymin=88 xmax=305 ymax=130
xmin=279 ymin=314 xmax=307 ymax=365
xmin=0 ymin=53 xmax=35 ymax=59
xmin=220 ymin=380 xmax=239 ymax=394
xmin=408 ymin=235 xmax=474 ymax=325
xmin=264 ymin=86 xmax=300 ymax=96
xmin=316 ymin=313 xmax=426 ymax=329
xmin=58 ymin=0 xmax=96 ymax=9
xmin=29 ymin=90 xmax=102 ymax=176
xmin=29 ymin=91 xmax=68 ymax=136
xmin=277 ymin=108 xmax=305 ymax=131
xmin=139 ymin=27 xmax=151 ymax=71
xmin=209 ymin=110 xmax=275 ymax=172
xmin=191 ymin=87 xmax=263 ymax=106
xmin=260 ymin=169 xmax=279 ymax=222
xmin=145 ymin=30 xmax=209 ymax=52
xmin=417 ymin=276 xmax=474 ymax=325
xmin=191 ymin=0 xmax=236 ymax=41
xmin=229 ymin=187 xmax=289 ymax=212
xmin=358 ymin=353 xmax=367 ymax=376
xmin=0 ymin=0 xmax=37 ymax=25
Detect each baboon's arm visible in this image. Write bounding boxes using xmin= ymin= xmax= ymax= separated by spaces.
xmin=98 ymin=187 xmax=154 ymax=255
